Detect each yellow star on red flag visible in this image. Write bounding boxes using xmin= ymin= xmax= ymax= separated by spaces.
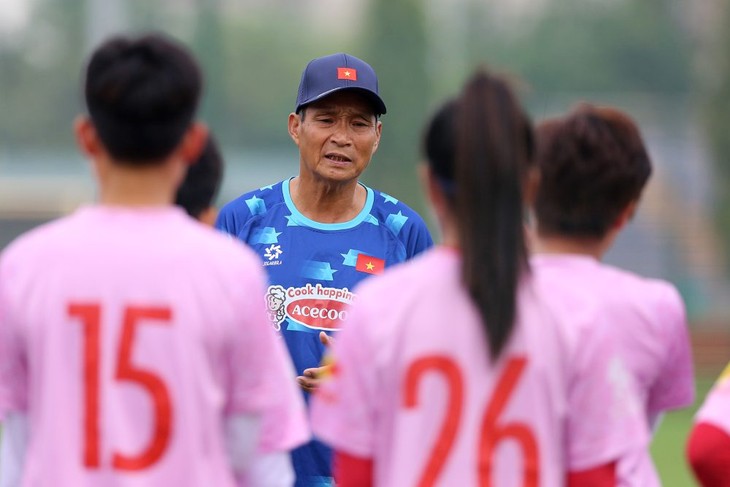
xmin=337 ymin=67 xmax=357 ymax=80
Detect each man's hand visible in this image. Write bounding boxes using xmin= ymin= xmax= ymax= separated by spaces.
xmin=297 ymin=332 xmax=334 ymax=393
xmin=318 ymin=331 xmax=334 ymax=347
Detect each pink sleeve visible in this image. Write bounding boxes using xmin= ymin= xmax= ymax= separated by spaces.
xmin=224 ymin=254 xmax=309 ymax=452
xmin=310 ymin=298 xmax=378 ymax=458
xmin=567 ymin=316 xmax=648 ymax=471
xmin=0 ymin=259 xmax=28 ymax=419
xmin=646 ymin=284 xmax=695 ymax=417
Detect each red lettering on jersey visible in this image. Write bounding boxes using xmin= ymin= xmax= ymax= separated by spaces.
xmin=402 ymin=355 xmax=539 ymax=486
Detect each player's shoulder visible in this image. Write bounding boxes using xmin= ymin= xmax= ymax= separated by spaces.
xmin=365 ymin=185 xmax=432 ymax=249
xmin=354 ymin=247 xmax=438 ymax=303
xmin=217 ymin=180 xmax=287 ymax=226
xmin=524 ymin=266 xmax=610 ymax=350
xmin=347 ymin=247 xmax=439 ymax=343
xmin=367 ymin=186 xmax=428 ymax=225
xmin=531 ymin=254 xmax=683 ymax=310
xmin=0 ymin=213 xmax=80 ymax=270
xmin=182 ymin=219 xmax=263 ymax=269
xmin=528 ymin=258 xmax=602 ymax=316
xmin=600 ymin=263 xmax=685 ymax=311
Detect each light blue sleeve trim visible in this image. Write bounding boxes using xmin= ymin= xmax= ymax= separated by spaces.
xmin=282 ymin=179 xmax=374 ymax=231
xmin=0 ymin=411 xmax=28 ymax=487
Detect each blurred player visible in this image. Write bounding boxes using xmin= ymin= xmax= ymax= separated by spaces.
xmin=310 ymin=67 xmax=646 ymax=486
xmin=174 ymin=133 xmax=305 ymax=487
xmin=530 ymin=103 xmax=695 ymax=485
xmin=0 ymin=33 xmax=308 ymax=486
xmin=175 ymin=133 xmax=224 ymax=225
xmin=215 ymin=52 xmax=433 ymax=486
xmin=687 ymin=362 xmax=730 ymax=486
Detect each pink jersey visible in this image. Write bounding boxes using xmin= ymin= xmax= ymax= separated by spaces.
xmin=695 ymin=363 xmax=730 ymax=435
xmin=530 ymin=254 xmax=694 ymax=485
xmin=311 ymin=247 xmax=646 ymax=486
xmin=0 ymin=206 xmax=309 ymax=486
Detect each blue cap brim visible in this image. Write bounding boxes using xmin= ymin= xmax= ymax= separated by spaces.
xmin=296 ymin=87 xmax=387 ymax=116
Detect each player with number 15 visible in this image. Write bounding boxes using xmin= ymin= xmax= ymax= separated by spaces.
xmin=0 ymin=33 xmax=308 ymax=487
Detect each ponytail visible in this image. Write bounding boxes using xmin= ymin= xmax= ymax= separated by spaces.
xmin=424 ymin=68 xmax=534 ymax=360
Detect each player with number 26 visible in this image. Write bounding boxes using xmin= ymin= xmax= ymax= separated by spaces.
xmin=310 ymin=67 xmax=648 ymax=486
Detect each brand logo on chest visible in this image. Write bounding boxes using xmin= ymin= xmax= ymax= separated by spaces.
xmin=265 ymin=283 xmax=356 ymax=332
xmin=263 ymin=244 xmax=283 ymax=266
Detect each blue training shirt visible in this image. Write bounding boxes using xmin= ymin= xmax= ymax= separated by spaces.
xmin=216 ymin=178 xmax=433 ymax=486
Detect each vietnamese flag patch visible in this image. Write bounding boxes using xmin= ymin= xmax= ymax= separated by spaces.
xmin=337 ymin=67 xmax=357 ymax=80
xmin=355 ymin=253 xmax=384 ymax=275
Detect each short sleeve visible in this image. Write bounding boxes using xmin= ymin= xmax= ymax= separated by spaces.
xmin=214 ymin=203 xmax=237 ymax=235
xmin=646 ymin=284 xmax=695 ymax=416
xmin=403 ymin=216 xmax=433 ymax=259
xmin=309 ymin=297 xmax=378 ymax=458
xmin=566 ymin=315 xmax=648 ymax=471
xmin=0 ymin=258 xmax=28 ymax=419
xmin=224 ymin=251 xmax=309 ymax=452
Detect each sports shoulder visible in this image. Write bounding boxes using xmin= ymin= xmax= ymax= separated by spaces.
xmin=370 ymin=187 xmax=428 ymax=228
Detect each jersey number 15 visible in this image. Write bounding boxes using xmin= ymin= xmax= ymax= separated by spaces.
xmin=68 ymin=303 xmax=173 ymax=471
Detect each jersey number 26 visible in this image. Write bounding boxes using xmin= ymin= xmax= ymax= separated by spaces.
xmin=404 ymin=356 xmax=538 ymax=487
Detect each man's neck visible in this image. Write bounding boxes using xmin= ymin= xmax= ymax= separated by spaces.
xmin=95 ymin=157 xmax=182 ymax=207
xmin=289 ymin=176 xmax=366 ymax=223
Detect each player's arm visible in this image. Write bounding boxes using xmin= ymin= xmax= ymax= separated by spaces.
xmin=687 ymin=421 xmax=730 ymax=487
xmin=334 ymin=450 xmax=373 ymax=487
xmin=214 ymin=200 xmax=240 ymax=235
xmin=0 ymin=411 xmax=29 ymax=487
xmin=563 ymin=309 xmax=647 ymax=485
xmin=648 ymin=412 xmax=664 ymax=433
xmin=566 ymin=462 xmax=616 ymax=487
xmin=646 ymin=284 xmax=695 ymax=418
xmin=225 ymin=413 xmax=295 ymax=487
xmin=402 ymin=212 xmax=434 ymax=258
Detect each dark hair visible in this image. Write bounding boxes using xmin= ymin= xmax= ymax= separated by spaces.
xmin=534 ymin=103 xmax=652 ymax=238
xmin=423 ymin=67 xmax=534 ymax=360
xmin=175 ymin=135 xmax=224 ymax=219
xmin=297 ymin=99 xmax=380 ymax=123
xmin=83 ymin=32 xmax=202 ymax=164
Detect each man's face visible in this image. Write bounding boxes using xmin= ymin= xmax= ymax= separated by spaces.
xmin=289 ymin=91 xmax=382 ymax=185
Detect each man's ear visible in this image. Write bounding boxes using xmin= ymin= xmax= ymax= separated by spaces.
xmin=371 ymin=120 xmax=383 ymax=154
xmin=288 ymin=112 xmax=301 ymax=146
xmin=614 ymin=199 xmax=639 ymax=230
xmin=74 ymin=115 xmax=103 ymax=159
xmin=180 ymin=122 xmax=209 ymax=165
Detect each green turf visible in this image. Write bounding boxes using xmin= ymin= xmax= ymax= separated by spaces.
xmin=651 ymin=376 xmax=715 ymax=487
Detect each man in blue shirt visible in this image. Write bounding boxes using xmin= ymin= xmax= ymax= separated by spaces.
xmin=216 ymin=53 xmax=433 ymax=486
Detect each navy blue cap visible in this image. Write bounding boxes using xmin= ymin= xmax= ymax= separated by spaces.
xmin=295 ymin=53 xmax=387 ymax=115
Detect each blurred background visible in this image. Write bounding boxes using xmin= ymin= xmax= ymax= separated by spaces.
xmin=0 ymin=0 xmax=729 ymax=484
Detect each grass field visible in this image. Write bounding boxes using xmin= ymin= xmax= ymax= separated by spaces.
xmin=651 ymin=376 xmax=715 ymax=487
